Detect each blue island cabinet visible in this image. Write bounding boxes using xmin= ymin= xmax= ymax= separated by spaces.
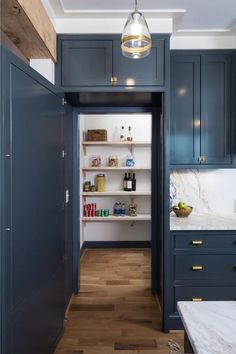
xmin=56 ymin=34 xmax=169 ymax=91
xmin=1 ymin=48 xmax=73 ymax=354
xmin=170 ymin=51 xmax=233 ymax=167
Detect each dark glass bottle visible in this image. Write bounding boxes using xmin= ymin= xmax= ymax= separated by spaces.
xmin=132 ymin=173 xmax=136 ymax=191
xmin=123 ymin=173 xmax=128 ymax=191
xmin=127 ymin=173 xmax=132 ymax=192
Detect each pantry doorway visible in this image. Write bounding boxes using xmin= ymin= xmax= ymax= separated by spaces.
xmin=71 ymin=102 xmax=164 ymax=299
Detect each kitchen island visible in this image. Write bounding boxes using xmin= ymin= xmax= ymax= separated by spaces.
xmin=178 ymin=301 xmax=236 ymax=354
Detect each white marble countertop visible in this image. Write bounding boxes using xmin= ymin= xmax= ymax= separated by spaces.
xmin=170 ymin=213 xmax=236 ymax=230
xmin=178 ymin=301 xmax=236 ymax=354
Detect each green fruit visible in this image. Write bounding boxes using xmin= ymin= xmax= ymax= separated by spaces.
xmin=178 ymin=201 xmax=187 ymax=209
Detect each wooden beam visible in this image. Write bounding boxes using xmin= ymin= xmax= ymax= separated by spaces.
xmin=0 ymin=0 xmax=57 ymax=62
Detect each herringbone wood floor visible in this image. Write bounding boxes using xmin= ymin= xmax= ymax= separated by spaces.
xmin=54 ymin=249 xmax=184 ymax=354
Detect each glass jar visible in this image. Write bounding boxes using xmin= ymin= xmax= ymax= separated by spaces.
xmin=90 ymin=155 xmax=101 ymax=167
xmin=96 ymin=174 xmax=105 ymax=192
xmin=108 ymin=155 xmax=119 ymax=167
xmin=126 ymin=155 xmax=135 ymax=167
xmin=83 ymin=181 xmax=91 ymax=192
xmin=128 ymin=203 xmax=137 ymax=217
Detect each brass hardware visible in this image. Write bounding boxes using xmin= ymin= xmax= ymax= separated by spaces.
xmin=5 ymin=228 xmax=11 ymax=231
xmin=191 ymin=297 xmax=203 ymax=302
xmin=121 ymin=42 xmax=152 ymax=54
xmin=192 ymin=265 xmax=203 ymax=271
xmin=5 ymin=154 xmax=11 ymax=158
xmin=110 ymin=76 xmax=118 ymax=85
xmin=192 ymin=240 xmax=203 ymax=245
xmin=198 ymin=156 xmax=206 ymax=163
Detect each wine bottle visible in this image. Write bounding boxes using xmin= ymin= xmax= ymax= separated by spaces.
xmin=127 ymin=173 xmax=132 ymax=192
xmin=123 ymin=173 xmax=128 ymax=191
xmin=127 ymin=126 xmax=133 ymax=142
xmin=120 ymin=126 xmax=125 ymax=142
xmin=132 ymin=173 xmax=136 ymax=191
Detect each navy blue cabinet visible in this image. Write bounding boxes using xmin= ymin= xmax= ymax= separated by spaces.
xmin=1 ymin=48 xmax=73 ymax=354
xmin=61 ymin=39 xmax=113 ymax=87
xmin=56 ymin=35 xmax=169 ymax=90
xmin=113 ymin=39 xmax=165 ymax=86
xmin=164 ymin=230 xmax=236 ymax=331
xmin=171 ymin=51 xmax=233 ymax=166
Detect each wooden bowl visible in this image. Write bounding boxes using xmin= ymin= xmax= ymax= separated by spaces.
xmin=172 ymin=206 xmax=193 ymax=218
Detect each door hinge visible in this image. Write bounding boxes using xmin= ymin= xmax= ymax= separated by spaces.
xmin=62 ymin=98 xmax=67 ymax=106
xmin=65 ymin=189 xmax=70 ymax=204
xmin=62 ymin=150 xmax=67 ymax=158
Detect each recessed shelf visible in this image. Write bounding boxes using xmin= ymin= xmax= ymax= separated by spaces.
xmin=82 ymin=191 xmax=151 ymax=196
xmin=82 ymin=141 xmax=151 ymax=146
xmin=82 ymin=167 xmax=151 ymax=171
xmin=82 ymin=214 xmax=151 ymax=222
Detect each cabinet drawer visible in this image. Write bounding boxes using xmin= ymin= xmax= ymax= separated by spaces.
xmin=174 ymin=286 xmax=236 ymax=312
xmin=174 ymin=255 xmax=236 ymax=280
xmin=174 ymin=233 xmax=236 ymax=250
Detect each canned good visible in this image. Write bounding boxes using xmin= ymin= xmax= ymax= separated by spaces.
xmin=83 ymin=181 xmax=91 ymax=192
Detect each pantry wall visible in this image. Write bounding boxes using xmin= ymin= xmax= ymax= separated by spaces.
xmin=79 ymin=113 xmax=152 ymax=248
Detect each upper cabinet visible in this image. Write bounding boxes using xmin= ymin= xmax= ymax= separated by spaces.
xmin=171 ymin=51 xmax=233 ymax=166
xmin=61 ymin=40 xmax=113 ymax=86
xmin=56 ymin=35 xmax=169 ymax=90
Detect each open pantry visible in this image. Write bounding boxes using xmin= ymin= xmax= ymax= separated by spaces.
xmin=79 ymin=113 xmax=152 ymax=245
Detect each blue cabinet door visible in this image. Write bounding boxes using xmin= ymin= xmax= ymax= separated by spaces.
xmin=170 ymin=55 xmax=201 ymax=164
xmin=61 ymin=39 xmax=113 ymax=87
xmin=2 ymin=48 xmax=66 ymax=354
xmin=201 ymin=54 xmax=232 ymax=164
xmin=113 ymin=39 xmax=165 ymax=86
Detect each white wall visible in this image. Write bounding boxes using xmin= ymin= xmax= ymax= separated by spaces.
xmin=79 ymin=113 xmax=152 ymax=245
xmin=171 ymin=169 xmax=236 ymax=213
xmin=30 ymin=59 xmax=55 ymax=84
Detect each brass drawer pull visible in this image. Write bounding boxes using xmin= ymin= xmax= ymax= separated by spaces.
xmin=192 ymin=240 xmax=203 ymax=245
xmin=192 ymin=265 xmax=203 ymax=271
xmin=110 ymin=76 xmax=118 ymax=85
xmin=191 ymin=297 xmax=203 ymax=302
xmin=198 ymin=156 xmax=206 ymax=163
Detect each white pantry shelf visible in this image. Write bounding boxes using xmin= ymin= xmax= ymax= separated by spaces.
xmin=82 ymin=141 xmax=151 ymax=146
xmin=82 ymin=191 xmax=151 ymax=196
xmin=82 ymin=167 xmax=151 ymax=171
xmin=82 ymin=214 xmax=151 ymax=222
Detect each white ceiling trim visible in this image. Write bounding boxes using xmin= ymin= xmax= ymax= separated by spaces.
xmin=170 ymin=35 xmax=236 ymax=49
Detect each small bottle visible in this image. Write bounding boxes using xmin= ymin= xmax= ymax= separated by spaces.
xmin=121 ymin=203 xmax=126 ymax=216
xmin=123 ymin=173 xmax=128 ymax=191
xmin=132 ymin=173 xmax=136 ymax=191
xmin=127 ymin=126 xmax=133 ymax=142
xmin=127 ymin=173 xmax=132 ymax=192
xmin=120 ymin=126 xmax=125 ymax=142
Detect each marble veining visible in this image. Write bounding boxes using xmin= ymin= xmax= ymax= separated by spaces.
xmin=178 ymin=301 xmax=236 ymax=354
xmin=170 ymin=213 xmax=236 ymax=230
xmin=170 ymin=169 xmax=236 ymax=214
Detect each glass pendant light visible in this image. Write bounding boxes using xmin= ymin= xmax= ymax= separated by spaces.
xmin=121 ymin=0 xmax=152 ymax=59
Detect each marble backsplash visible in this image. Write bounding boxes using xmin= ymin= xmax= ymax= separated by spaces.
xmin=170 ymin=169 xmax=236 ymax=213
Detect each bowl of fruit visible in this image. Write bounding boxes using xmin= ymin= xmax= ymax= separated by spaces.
xmin=172 ymin=201 xmax=193 ymax=217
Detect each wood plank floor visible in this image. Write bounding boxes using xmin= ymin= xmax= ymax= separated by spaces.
xmin=54 ymin=249 xmax=184 ymax=354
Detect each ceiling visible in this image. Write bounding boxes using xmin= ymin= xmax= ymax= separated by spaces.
xmin=47 ymin=0 xmax=236 ymax=35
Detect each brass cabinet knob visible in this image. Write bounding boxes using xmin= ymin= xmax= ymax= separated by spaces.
xmin=110 ymin=76 xmax=118 ymax=85
xmin=192 ymin=240 xmax=203 ymax=245
xmin=198 ymin=156 xmax=206 ymax=163
xmin=192 ymin=265 xmax=203 ymax=271
xmin=191 ymin=297 xmax=203 ymax=302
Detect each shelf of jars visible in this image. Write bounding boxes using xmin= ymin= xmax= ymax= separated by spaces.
xmin=82 ymin=166 xmax=150 ymax=171
xmin=82 ymin=214 xmax=151 ymax=222
xmin=82 ymin=191 xmax=151 ymax=196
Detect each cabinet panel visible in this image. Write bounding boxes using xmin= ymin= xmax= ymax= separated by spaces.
xmin=113 ymin=39 xmax=165 ymax=86
xmin=61 ymin=40 xmax=113 ymax=86
xmin=174 ymin=254 xmax=236 ymax=281
xmin=170 ymin=56 xmax=201 ymax=164
xmin=201 ymin=55 xmax=232 ymax=164
xmin=174 ymin=232 xmax=236 ymax=250
xmin=174 ymin=286 xmax=236 ymax=312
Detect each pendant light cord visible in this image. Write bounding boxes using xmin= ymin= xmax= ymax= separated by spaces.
xmin=134 ymin=0 xmax=138 ymax=12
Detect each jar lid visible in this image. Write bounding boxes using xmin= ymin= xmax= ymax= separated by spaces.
xmin=97 ymin=174 xmax=105 ymax=177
